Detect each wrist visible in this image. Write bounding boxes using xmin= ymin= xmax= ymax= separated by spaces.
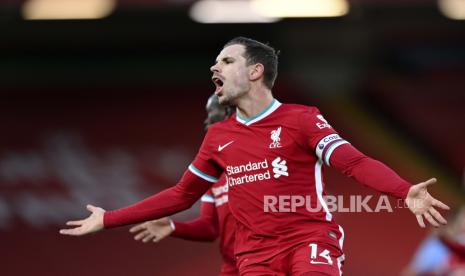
xmin=102 ymin=210 xmax=110 ymax=229
xmin=169 ymin=218 xmax=176 ymax=232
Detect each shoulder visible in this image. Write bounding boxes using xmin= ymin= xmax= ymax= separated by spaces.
xmin=279 ymin=103 xmax=320 ymax=115
xmin=277 ymin=103 xmax=334 ymax=136
xmin=277 ymin=103 xmax=321 ymax=124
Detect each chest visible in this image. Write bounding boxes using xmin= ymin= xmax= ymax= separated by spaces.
xmin=215 ymin=124 xmax=309 ymax=167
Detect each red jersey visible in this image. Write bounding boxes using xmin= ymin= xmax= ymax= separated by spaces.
xmin=210 ymin=175 xmax=236 ymax=270
xmin=171 ymin=175 xmax=237 ymax=273
xmin=105 ymin=99 xmax=410 ymax=268
xmin=189 ymin=100 xmax=410 ymax=262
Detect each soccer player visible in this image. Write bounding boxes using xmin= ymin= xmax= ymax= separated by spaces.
xmin=129 ymin=94 xmax=238 ymax=276
xmin=61 ymin=37 xmax=449 ymax=276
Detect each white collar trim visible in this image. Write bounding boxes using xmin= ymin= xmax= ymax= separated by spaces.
xmin=236 ymin=99 xmax=282 ymax=126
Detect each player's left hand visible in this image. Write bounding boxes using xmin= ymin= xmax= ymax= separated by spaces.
xmin=406 ymin=178 xmax=450 ymax=228
xmin=129 ymin=217 xmax=174 ymax=243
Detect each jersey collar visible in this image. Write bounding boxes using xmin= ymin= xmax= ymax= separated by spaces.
xmin=236 ymin=99 xmax=282 ymax=126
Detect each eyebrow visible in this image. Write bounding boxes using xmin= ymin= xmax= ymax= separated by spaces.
xmin=214 ymin=56 xmax=235 ymax=64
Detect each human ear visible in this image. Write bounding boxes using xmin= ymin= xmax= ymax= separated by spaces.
xmin=250 ymin=63 xmax=264 ymax=81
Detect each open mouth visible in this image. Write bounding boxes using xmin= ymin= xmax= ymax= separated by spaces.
xmin=212 ymin=76 xmax=224 ymax=94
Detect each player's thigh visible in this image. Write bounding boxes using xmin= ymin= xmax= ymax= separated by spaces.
xmin=238 ymin=262 xmax=285 ymax=276
xmin=290 ymin=242 xmax=344 ymax=276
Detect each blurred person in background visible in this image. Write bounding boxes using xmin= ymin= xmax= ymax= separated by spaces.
xmin=61 ymin=37 xmax=449 ymax=276
xmin=129 ymin=94 xmax=238 ymax=276
xmin=402 ymin=206 xmax=465 ymax=276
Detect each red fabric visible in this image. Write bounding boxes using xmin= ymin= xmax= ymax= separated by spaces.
xmin=191 ymin=102 xmax=412 ymax=265
xmin=210 ymin=175 xmax=237 ymax=270
xmin=191 ymin=103 xmax=346 ymax=263
xmin=330 ymin=143 xmax=411 ymax=199
xmin=171 ymin=195 xmax=219 ymax=241
xmin=440 ymin=236 xmax=465 ymax=258
xmin=172 ymin=175 xmax=238 ymax=274
xmin=236 ymin=241 xmax=343 ymax=275
xmin=103 ymin=170 xmax=212 ymax=228
xmin=103 ymin=101 xmax=412 ymax=275
xmin=288 ymin=242 xmax=343 ymax=276
xmin=439 ymin=236 xmax=465 ymax=273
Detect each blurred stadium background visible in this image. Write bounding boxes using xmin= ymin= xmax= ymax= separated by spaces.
xmin=1 ymin=0 xmax=464 ymax=275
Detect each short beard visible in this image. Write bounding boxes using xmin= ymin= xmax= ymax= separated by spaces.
xmin=218 ymin=95 xmax=230 ymax=106
xmin=219 ymin=88 xmax=246 ymax=107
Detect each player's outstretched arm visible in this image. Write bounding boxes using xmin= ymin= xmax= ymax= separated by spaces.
xmin=406 ymin=178 xmax=450 ymax=228
xmin=59 ymin=169 xmax=213 ymax=236
xmin=169 ymin=197 xmax=219 ymax=242
xmin=59 ymin=205 xmax=105 ymax=236
xmin=129 ymin=196 xmax=219 ymax=243
xmin=328 ymin=143 xmax=449 ymax=227
xmin=129 ymin=217 xmax=174 ymax=243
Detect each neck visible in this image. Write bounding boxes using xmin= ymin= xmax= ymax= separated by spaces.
xmin=235 ymin=87 xmax=274 ymax=119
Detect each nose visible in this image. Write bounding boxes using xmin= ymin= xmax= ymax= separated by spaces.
xmin=210 ymin=63 xmax=219 ymax=73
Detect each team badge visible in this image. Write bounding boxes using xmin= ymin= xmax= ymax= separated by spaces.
xmin=269 ymin=127 xmax=282 ymax=149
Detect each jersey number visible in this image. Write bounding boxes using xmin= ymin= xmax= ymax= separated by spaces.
xmin=309 ymin=243 xmax=333 ymax=265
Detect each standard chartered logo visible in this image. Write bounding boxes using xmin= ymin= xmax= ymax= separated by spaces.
xmin=225 ymin=156 xmax=289 ymax=186
xmin=272 ymin=157 xmax=288 ymax=178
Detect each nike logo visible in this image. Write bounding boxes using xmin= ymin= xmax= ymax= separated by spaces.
xmin=218 ymin=141 xmax=234 ymax=152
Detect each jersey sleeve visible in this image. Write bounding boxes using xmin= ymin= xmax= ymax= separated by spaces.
xmin=104 ymin=169 xmax=213 ymax=228
xmin=299 ymin=107 xmax=411 ymax=199
xmin=171 ymin=190 xmax=219 ymax=241
xmin=298 ymin=107 xmax=349 ymax=165
xmin=189 ymin=128 xmax=223 ymax=183
xmin=330 ymin=143 xmax=411 ymax=199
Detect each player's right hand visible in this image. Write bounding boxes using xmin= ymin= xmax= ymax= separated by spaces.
xmin=59 ymin=204 xmax=105 ymax=236
xmin=129 ymin=217 xmax=174 ymax=243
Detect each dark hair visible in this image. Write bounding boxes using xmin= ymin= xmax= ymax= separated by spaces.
xmin=204 ymin=94 xmax=234 ymax=130
xmin=209 ymin=94 xmax=235 ymax=118
xmin=224 ymin=37 xmax=279 ymax=90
